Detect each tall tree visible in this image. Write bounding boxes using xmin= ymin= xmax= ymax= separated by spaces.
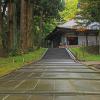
xmin=31 ymin=0 xmax=64 ymax=47
xmin=27 ymin=0 xmax=33 ymax=49
xmin=8 ymin=0 xmax=14 ymax=50
xmin=79 ymin=0 xmax=100 ymax=22
xmin=79 ymin=0 xmax=100 ymax=53
xmin=0 ymin=1 xmax=2 ymax=34
xmin=0 ymin=0 xmax=65 ymax=55
xmin=20 ymin=0 xmax=33 ymax=52
xmin=19 ymin=0 xmax=64 ymax=51
xmin=0 ymin=0 xmax=3 ymax=47
xmin=13 ymin=0 xmax=21 ymax=50
xmin=20 ymin=0 xmax=28 ymax=52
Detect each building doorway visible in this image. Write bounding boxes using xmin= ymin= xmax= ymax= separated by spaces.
xmin=67 ymin=37 xmax=78 ymax=45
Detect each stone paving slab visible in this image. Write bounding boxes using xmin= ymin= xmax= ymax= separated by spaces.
xmin=1 ymin=95 xmax=100 ymax=100
xmin=0 ymin=48 xmax=100 ymax=100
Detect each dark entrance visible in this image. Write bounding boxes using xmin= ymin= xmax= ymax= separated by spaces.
xmin=52 ymin=34 xmax=61 ymax=47
xmin=67 ymin=37 xmax=78 ymax=45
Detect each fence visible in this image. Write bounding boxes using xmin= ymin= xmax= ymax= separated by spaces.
xmin=81 ymin=41 xmax=99 ymax=56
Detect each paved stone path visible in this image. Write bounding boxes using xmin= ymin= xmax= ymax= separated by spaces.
xmin=0 ymin=48 xmax=100 ymax=100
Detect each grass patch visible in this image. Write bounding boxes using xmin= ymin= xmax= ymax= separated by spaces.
xmin=69 ymin=47 xmax=100 ymax=61
xmin=0 ymin=48 xmax=47 ymax=77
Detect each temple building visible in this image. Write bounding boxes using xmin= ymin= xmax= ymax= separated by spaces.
xmin=46 ymin=19 xmax=100 ymax=48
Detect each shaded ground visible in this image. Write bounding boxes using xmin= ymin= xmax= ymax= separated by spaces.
xmin=93 ymin=64 xmax=100 ymax=69
xmin=0 ymin=48 xmax=100 ymax=100
xmin=82 ymin=61 xmax=100 ymax=70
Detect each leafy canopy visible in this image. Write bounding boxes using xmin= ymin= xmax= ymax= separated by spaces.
xmin=79 ymin=0 xmax=100 ymax=22
xmin=60 ymin=0 xmax=79 ymax=21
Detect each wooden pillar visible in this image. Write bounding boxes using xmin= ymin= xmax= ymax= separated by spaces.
xmin=96 ymin=34 xmax=98 ymax=46
xmin=99 ymin=31 xmax=100 ymax=54
xmin=8 ymin=0 xmax=14 ymax=50
xmin=51 ymin=41 xmax=54 ymax=48
xmin=67 ymin=37 xmax=69 ymax=45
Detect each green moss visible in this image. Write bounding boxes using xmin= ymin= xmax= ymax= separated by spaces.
xmin=69 ymin=47 xmax=100 ymax=61
xmin=0 ymin=48 xmax=47 ymax=77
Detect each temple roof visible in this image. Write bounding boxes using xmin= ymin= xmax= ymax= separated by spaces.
xmin=46 ymin=18 xmax=100 ymax=40
xmin=58 ymin=19 xmax=100 ymax=30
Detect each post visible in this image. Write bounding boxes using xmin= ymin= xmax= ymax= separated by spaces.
xmin=99 ymin=31 xmax=100 ymax=54
xmin=82 ymin=41 xmax=85 ymax=58
xmin=51 ymin=41 xmax=53 ymax=48
xmin=86 ymin=34 xmax=88 ymax=46
xmin=96 ymin=34 xmax=98 ymax=46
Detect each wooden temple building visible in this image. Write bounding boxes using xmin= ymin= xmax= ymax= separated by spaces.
xmin=46 ymin=19 xmax=100 ymax=48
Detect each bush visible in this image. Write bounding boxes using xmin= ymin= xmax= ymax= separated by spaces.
xmin=9 ymin=49 xmax=19 ymax=56
xmin=85 ymin=45 xmax=99 ymax=55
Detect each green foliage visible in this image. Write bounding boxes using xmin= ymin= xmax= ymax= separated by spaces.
xmin=33 ymin=0 xmax=64 ymax=18
xmin=30 ymin=0 xmax=65 ymax=48
xmin=0 ymin=48 xmax=47 ymax=77
xmin=60 ymin=0 xmax=79 ymax=21
xmin=8 ymin=49 xmax=19 ymax=56
xmin=79 ymin=0 xmax=100 ymax=22
xmin=70 ymin=47 xmax=100 ymax=61
xmin=0 ymin=0 xmax=65 ymax=52
xmin=0 ymin=0 xmax=79 ymax=55
xmin=32 ymin=17 xmax=58 ymax=48
xmin=43 ymin=19 xmax=57 ymax=35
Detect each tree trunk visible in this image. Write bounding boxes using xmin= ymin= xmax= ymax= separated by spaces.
xmin=0 ymin=1 xmax=3 ymax=48
xmin=13 ymin=0 xmax=21 ymax=50
xmin=8 ymin=0 xmax=14 ymax=50
xmin=27 ymin=1 xmax=33 ymax=49
xmin=39 ymin=11 xmax=44 ymax=47
xmin=20 ymin=0 xmax=28 ymax=53
xmin=0 ymin=1 xmax=2 ymax=33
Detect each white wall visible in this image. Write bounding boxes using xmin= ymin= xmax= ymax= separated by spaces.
xmin=88 ymin=36 xmax=97 ymax=44
xmin=78 ymin=36 xmax=98 ymax=45
xmin=78 ymin=36 xmax=86 ymax=45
